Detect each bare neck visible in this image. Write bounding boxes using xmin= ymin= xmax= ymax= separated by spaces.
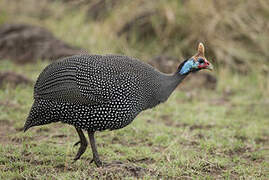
xmin=156 ymin=72 xmax=188 ymax=103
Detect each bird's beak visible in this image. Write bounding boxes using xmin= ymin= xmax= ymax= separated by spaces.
xmin=199 ymin=59 xmax=214 ymax=71
xmin=206 ymin=63 xmax=214 ymax=71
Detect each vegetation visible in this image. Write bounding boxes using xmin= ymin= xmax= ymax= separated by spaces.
xmin=0 ymin=0 xmax=268 ymax=179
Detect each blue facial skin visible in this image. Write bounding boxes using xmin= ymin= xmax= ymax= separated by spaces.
xmin=179 ymin=59 xmax=199 ymax=75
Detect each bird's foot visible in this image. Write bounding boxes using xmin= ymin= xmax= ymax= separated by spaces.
xmin=90 ymin=159 xmax=123 ymax=167
xmin=90 ymin=158 xmax=105 ymax=167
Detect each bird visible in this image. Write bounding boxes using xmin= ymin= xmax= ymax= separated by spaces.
xmin=24 ymin=42 xmax=213 ymax=167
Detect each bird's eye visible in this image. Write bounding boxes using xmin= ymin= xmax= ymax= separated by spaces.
xmin=198 ymin=58 xmax=204 ymax=64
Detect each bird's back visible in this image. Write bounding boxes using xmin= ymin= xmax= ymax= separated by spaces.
xmin=34 ymin=54 xmax=159 ymax=104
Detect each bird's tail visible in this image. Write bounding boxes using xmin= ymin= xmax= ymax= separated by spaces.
xmin=23 ymin=99 xmax=60 ymax=132
xmin=23 ymin=101 xmax=37 ymax=132
xmin=23 ymin=116 xmax=32 ymax=132
xmin=24 ymin=100 xmax=43 ymax=132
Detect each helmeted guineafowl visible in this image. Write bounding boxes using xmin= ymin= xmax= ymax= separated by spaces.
xmin=24 ymin=43 xmax=213 ymax=167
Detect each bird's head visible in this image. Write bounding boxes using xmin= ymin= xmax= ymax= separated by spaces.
xmin=178 ymin=43 xmax=213 ymax=75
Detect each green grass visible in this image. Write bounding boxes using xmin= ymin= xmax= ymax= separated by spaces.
xmin=0 ymin=60 xmax=268 ymax=179
xmin=0 ymin=0 xmax=269 ymax=178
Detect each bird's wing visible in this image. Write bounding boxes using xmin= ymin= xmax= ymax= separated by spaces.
xmin=34 ymin=57 xmax=103 ymax=105
xmin=34 ymin=54 xmax=152 ymax=105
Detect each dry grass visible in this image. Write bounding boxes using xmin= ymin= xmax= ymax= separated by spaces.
xmin=1 ymin=0 xmax=269 ymax=71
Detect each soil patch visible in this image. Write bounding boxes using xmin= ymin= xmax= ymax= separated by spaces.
xmin=0 ymin=120 xmax=16 ymax=145
xmin=127 ymin=157 xmax=155 ymax=164
xmin=52 ymin=134 xmax=68 ymax=138
xmin=162 ymin=118 xmax=214 ymax=131
xmin=93 ymin=163 xmax=150 ymax=179
xmin=254 ymin=137 xmax=269 ymax=145
xmin=189 ymin=124 xmax=214 ymax=131
xmin=0 ymin=71 xmax=32 ymax=88
xmin=225 ymin=146 xmax=254 ymax=157
xmin=192 ymin=160 xmax=225 ymax=177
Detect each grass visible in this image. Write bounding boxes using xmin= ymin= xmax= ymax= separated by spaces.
xmin=0 ymin=0 xmax=269 ymax=179
xmin=0 ymin=60 xmax=268 ymax=179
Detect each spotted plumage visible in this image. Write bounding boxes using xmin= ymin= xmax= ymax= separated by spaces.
xmin=24 ymin=43 xmax=213 ymax=167
xmin=25 ymin=54 xmax=169 ymax=131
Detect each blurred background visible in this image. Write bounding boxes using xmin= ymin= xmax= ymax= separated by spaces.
xmin=0 ymin=0 xmax=268 ymax=179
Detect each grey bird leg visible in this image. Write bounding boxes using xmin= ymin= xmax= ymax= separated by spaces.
xmin=73 ymin=127 xmax=88 ymax=162
xmin=88 ymin=131 xmax=102 ymax=167
xmin=73 ymin=141 xmax=81 ymax=147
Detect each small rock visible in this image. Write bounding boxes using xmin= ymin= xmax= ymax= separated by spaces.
xmin=0 ymin=24 xmax=86 ymax=63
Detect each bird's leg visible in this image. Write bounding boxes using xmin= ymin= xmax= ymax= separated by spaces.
xmin=88 ymin=131 xmax=102 ymax=167
xmin=73 ymin=127 xmax=88 ymax=162
xmin=73 ymin=141 xmax=80 ymax=147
